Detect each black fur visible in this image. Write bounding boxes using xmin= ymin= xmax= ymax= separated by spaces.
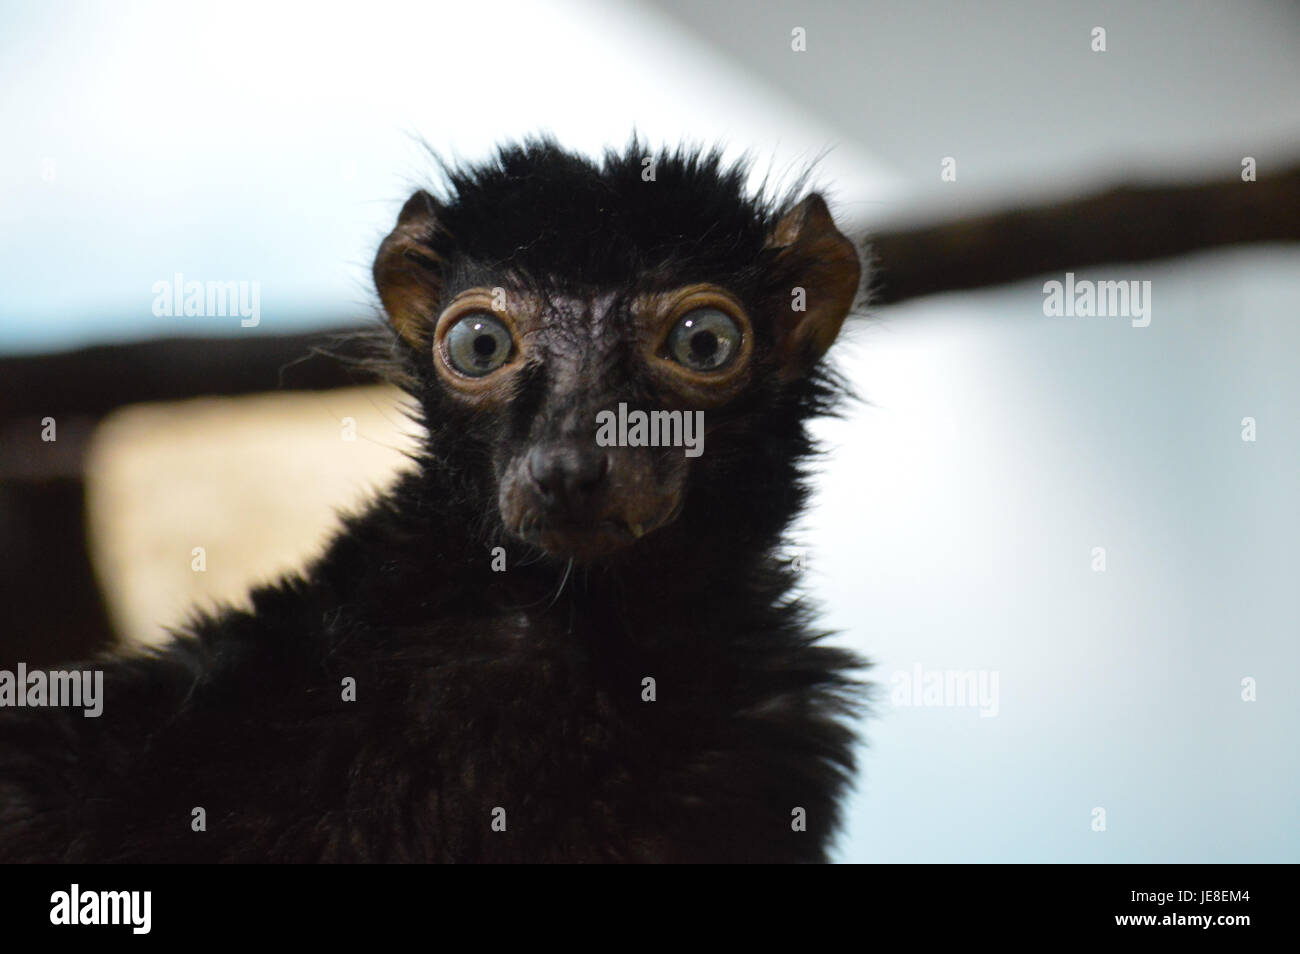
xmin=0 ymin=137 xmax=865 ymax=863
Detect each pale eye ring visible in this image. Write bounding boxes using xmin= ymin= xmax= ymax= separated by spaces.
xmin=667 ymin=307 xmax=741 ymax=372
xmin=444 ymin=313 xmax=514 ymax=376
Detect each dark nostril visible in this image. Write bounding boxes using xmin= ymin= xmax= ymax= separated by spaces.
xmin=575 ymin=452 xmax=609 ymax=492
xmin=527 ymin=445 xmax=608 ymax=507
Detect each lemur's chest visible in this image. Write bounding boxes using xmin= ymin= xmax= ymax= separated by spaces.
xmin=352 ymin=605 xmax=768 ymax=856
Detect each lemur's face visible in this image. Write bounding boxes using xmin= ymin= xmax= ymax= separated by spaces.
xmin=427 ymin=281 xmax=757 ymax=560
xmin=372 ymin=149 xmax=860 ymax=562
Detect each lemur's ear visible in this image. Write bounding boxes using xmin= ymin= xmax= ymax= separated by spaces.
xmin=764 ymin=194 xmax=861 ymax=381
xmin=374 ymin=190 xmax=445 ymax=348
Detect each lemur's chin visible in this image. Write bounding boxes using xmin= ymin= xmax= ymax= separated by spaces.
xmin=525 ymin=519 xmax=638 ymax=560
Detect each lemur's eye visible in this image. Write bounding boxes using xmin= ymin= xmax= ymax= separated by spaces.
xmin=444 ymin=313 xmax=514 ymax=376
xmin=667 ymin=307 xmax=741 ymax=372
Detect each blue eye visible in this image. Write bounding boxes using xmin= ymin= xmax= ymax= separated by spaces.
xmin=667 ymin=307 xmax=741 ymax=372
xmin=444 ymin=313 xmax=514 ymax=376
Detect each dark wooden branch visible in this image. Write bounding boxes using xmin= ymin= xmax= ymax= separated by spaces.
xmin=867 ymin=163 xmax=1300 ymax=305
xmin=0 ymin=330 xmax=371 ymax=421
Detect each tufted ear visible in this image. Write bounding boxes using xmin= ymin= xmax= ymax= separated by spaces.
xmin=764 ymin=194 xmax=861 ymax=381
xmin=373 ymin=190 xmax=445 ymax=348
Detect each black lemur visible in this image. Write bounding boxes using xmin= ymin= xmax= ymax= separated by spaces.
xmin=0 ymin=138 xmax=866 ymax=863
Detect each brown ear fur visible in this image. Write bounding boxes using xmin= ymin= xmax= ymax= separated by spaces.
xmin=764 ymin=194 xmax=860 ymax=381
xmin=374 ymin=190 xmax=444 ymax=348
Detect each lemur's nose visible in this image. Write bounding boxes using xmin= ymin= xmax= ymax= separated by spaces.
xmin=527 ymin=444 xmax=609 ymax=512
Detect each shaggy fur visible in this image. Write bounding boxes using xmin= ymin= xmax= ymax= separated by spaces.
xmin=0 ymin=137 xmax=866 ymax=863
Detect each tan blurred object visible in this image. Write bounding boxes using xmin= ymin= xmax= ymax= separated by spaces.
xmin=84 ymin=386 xmax=421 ymax=648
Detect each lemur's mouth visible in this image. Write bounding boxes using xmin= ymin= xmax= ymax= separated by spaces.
xmin=513 ymin=505 xmax=677 ymax=560
xmin=498 ymin=443 xmax=687 ymax=560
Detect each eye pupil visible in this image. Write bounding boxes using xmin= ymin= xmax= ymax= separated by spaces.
xmin=473 ymin=333 xmax=497 ymax=357
xmin=689 ymin=329 xmax=718 ymax=359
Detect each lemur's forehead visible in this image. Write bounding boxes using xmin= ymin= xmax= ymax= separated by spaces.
xmin=516 ymin=291 xmax=625 ymax=361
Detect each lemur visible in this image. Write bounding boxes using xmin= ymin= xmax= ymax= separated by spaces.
xmin=0 ymin=137 xmax=866 ymax=863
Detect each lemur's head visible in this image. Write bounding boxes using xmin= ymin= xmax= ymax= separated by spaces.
xmin=374 ymin=138 xmax=861 ymax=563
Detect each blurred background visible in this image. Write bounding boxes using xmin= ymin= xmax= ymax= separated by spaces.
xmin=1 ymin=0 xmax=1297 ymax=862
